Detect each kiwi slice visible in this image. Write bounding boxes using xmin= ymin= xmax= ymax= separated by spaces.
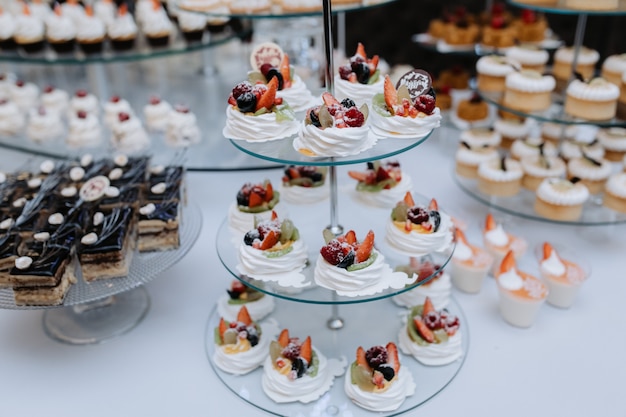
xmin=360 ymin=103 xmax=369 ymax=122
xmin=248 ymin=71 xmax=265 ymax=85
xmin=372 ymin=94 xmax=393 ymax=117
xmin=346 ymin=252 xmax=378 ymax=271
xmin=397 ymin=84 xmax=412 ymax=102
xmin=307 ymin=351 xmax=319 ymax=377
xmin=391 ymin=202 xmax=409 ymax=222
xmin=280 ymin=220 xmax=295 ymax=244
xmin=223 ymin=328 xmax=238 ymax=345
xmin=323 ymin=228 xmax=335 ymax=244
xmin=350 ymin=362 xmax=376 ymax=392
xmin=264 ymin=245 xmax=294 ymax=258
xmin=269 ymin=340 xmax=282 ymax=363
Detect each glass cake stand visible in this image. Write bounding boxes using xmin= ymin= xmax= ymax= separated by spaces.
xmin=205 ymin=296 xmax=468 ymax=417
xmin=0 ymin=203 xmax=203 ymax=344
xmin=454 ymin=174 xmax=626 ymax=226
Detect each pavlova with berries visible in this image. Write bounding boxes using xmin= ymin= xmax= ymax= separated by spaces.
xmin=348 ymin=160 xmax=413 ymax=208
xmin=247 ymin=44 xmax=318 ymax=112
xmin=344 ymin=343 xmax=416 ymax=412
xmin=223 ymin=77 xmax=299 ymax=142
xmin=385 ymin=192 xmax=454 ymax=257
xmin=398 ymin=297 xmax=463 ymax=366
xmin=262 ymin=329 xmax=346 ymax=403
xmin=280 ymin=165 xmax=329 ymax=204
xmin=370 ymin=71 xmax=441 ymax=139
xmin=334 ymin=42 xmax=384 ymax=106
xmin=213 ymin=305 xmax=280 ymax=375
xmin=228 ymin=180 xmax=285 ymax=239
xmin=236 ymin=211 xmax=309 ymax=288
xmin=314 ymin=229 xmax=413 ymax=297
xmin=217 ymin=280 xmax=276 ymax=322
xmin=293 ymin=92 xmax=375 ymax=157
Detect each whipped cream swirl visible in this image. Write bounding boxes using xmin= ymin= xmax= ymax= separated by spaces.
xmin=236 ymin=239 xmax=309 ymax=288
xmin=398 ymin=326 xmax=463 ymax=366
xmin=370 ymin=107 xmax=441 ymax=139
xmin=385 ymin=213 xmax=453 ymax=257
xmin=223 ymin=105 xmax=299 ymax=142
xmin=344 ymin=366 xmax=416 ymax=412
xmin=294 ymin=123 xmax=376 ymax=157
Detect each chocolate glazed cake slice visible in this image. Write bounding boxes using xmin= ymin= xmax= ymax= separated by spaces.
xmin=137 ymin=200 xmax=180 ymax=252
xmin=78 ymin=207 xmax=136 ymax=281
xmin=0 ymin=233 xmax=21 ymax=288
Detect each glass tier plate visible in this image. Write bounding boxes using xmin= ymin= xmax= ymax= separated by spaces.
xmin=0 ymin=30 xmax=243 ymax=65
xmin=508 ymin=0 xmax=626 ymax=15
xmin=411 ymin=33 xmax=562 ymax=56
xmin=205 ymin=296 xmax=468 ymax=416
xmin=479 ymin=90 xmax=626 ymax=127
xmin=230 ymin=129 xmax=435 ymax=166
xmin=0 ymin=202 xmax=203 ymax=310
xmin=454 ymin=174 xmax=626 ymax=225
xmin=216 ymin=189 xmax=455 ymax=304
xmin=176 ymin=0 xmax=396 ymax=19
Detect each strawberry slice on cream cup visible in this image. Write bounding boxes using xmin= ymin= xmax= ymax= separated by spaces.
xmin=495 ymin=250 xmax=548 ymax=328
xmin=535 ymin=242 xmax=589 ymax=309
xmin=450 ymin=228 xmax=493 ymax=294
xmin=482 ymin=213 xmax=527 ymax=276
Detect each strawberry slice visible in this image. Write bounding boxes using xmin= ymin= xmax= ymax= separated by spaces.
xmin=300 ymin=336 xmax=312 ymax=364
xmin=499 ymin=250 xmax=516 ymax=276
xmin=236 ymin=305 xmax=252 ymax=326
xmin=271 ymin=210 xmax=278 ymax=221
xmin=322 ymin=92 xmax=340 ymax=107
xmin=248 ymin=191 xmax=263 ymax=208
xmin=287 ymin=167 xmax=300 ymax=179
xmin=218 ymin=317 xmax=228 ymax=340
xmin=265 ymin=181 xmax=274 ymax=202
xmin=383 ymin=75 xmax=398 ymax=113
xmin=376 ymin=166 xmax=391 ymax=182
xmin=403 ymin=191 xmax=415 ymax=207
xmin=414 ymin=317 xmax=435 ymax=343
xmin=386 ymin=342 xmax=400 ymax=375
xmin=345 ymin=230 xmax=357 ymax=245
xmin=260 ymin=230 xmax=279 ymax=250
xmin=542 ymin=242 xmax=554 ymax=261
xmin=348 ymin=170 xmax=369 ymax=182
xmin=429 ymin=198 xmax=439 ymax=211
xmin=356 ymin=42 xmax=367 ymax=59
xmin=356 ymin=346 xmax=372 ymax=372
xmin=421 ymin=297 xmax=436 ymax=319
xmin=484 ymin=213 xmax=497 ymax=232
xmin=369 ymin=55 xmax=379 ymax=73
xmin=455 ymin=228 xmax=469 ymax=246
xmin=355 ymin=230 xmax=374 ymax=263
xmin=256 ymin=76 xmax=278 ymax=111
xmin=279 ymin=54 xmax=292 ymax=89
xmin=278 ymin=329 xmax=290 ymax=348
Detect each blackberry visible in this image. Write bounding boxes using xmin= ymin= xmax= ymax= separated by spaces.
xmin=243 ymin=230 xmax=260 ymax=246
xmin=236 ymin=91 xmax=257 ymax=113
xmin=337 ymin=250 xmax=355 ymax=269
xmin=236 ymin=190 xmax=248 ymax=206
xmin=248 ymin=333 xmax=259 ymax=347
xmin=341 ymin=98 xmax=356 ymax=108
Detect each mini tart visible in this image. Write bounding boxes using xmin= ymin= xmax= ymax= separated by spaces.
xmin=279 ymin=0 xmax=322 ymax=13
xmin=477 ymin=157 xmax=523 ymax=197
xmin=520 ymin=155 xmax=567 ymax=191
xmin=540 ymin=122 xmax=577 ymax=145
xmin=601 ymin=54 xmax=626 ymax=86
xmin=493 ymin=118 xmax=530 ymax=149
xmin=567 ymin=156 xmax=612 ymax=194
xmin=534 ymin=178 xmax=589 ymax=221
xmin=537 ymin=243 xmax=588 ymax=308
xmin=398 ymin=299 xmax=462 ymax=366
xmin=596 ymin=127 xmax=626 ymax=161
xmin=476 ymin=55 xmax=519 ymax=93
xmin=503 ymin=70 xmax=555 ymax=112
xmin=443 ymin=21 xmax=480 ymax=46
xmin=455 ymin=143 xmax=499 ymax=179
xmin=553 ymin=46 xmax=600 ymax=83
xmin=459 ymin=127 xmax=501 ymax=148
xmin=603 ymin=172 xmax=626 ymax=213
xmin=564 ymin=78 xmax=619 ymax=121
xmin=450 ymin=229 xmax=493 ymax=294
xmin=505 ymin=45 xmax=549 ymax=73
xmin=496 ymin=252 xmax=548 ymax=328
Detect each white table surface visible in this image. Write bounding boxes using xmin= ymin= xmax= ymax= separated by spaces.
xmin=0 ymin=126 xmax=624 ymax=417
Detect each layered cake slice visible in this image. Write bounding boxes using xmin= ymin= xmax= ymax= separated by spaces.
xmin=344 ymin=343 xmax=415 ymax=411
xmin=78 ymin=206 xmax=136 ymax=281
xmin=262 ymin=328 xmax=345 ymax=403
xmin=0 ymin=233 xmax=21 ymax=287
xmin=136 ymin=200 xmax=180 ymax=252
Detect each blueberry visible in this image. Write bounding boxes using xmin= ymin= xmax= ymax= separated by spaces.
xmin=426 ymin=87 xmax=436 ymax=100
xmin=377 ymin=364 xmax=395 ymax=381
xmin=236 ymin=190 xmax=248 ymax=206
xmin=429 ymin=210 xmax=441 ymax=232
xmin=351 ymin=62 xmax=370 ymax=84
xmin=236 ymin=91 xmax=257 ymax=113
xmin=248 ymin=334 xmax=259 ymax=347
xmin=244 ymin=230 xmax=260 ymax=246
xmin=292 ymin=357 xmax=307 ymax=378
xmin=226 ymin=289 xmax=241 ymax=300
xmin=310 ymin=109 xmax=321 ymax=127
xmin=310 ymin=172 xmax=323 ymax=182
xmin=341 ymin=98 xmax=356 ymax=108
xmin=337 ymin=250 xmax=355 ymax=269
xmin=266 ymin=68 xmax=284 ymax=90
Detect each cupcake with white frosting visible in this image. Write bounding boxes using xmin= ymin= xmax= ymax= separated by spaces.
xmin=534 ymin=177 xmax=589 ymax=221
xmin=66 ymin=110 xmax=101 ymax=148
xmin=567 ymin=155 xmax=612 ymax=194
xmin=601 ymin=54 xmax=626 ymax=86
xmin=553 ymin=46 xmax=599 ymax=87
xmin=564 ymin=78 xmax=619 ymax=121
xmin=505 ymin=45 xmax=549 ymax=73
xmin=108 ymin=4 xmax=137 ymax=51
xmin=459 ymin=127 xmax=501 ymax=148
xmin=476 ymin=55 xmax=519 ymax=93
xmin=596 ymin=127 xmax=626 ymax=162
xmin=0 ymin=98 xmax=25 ymax=135
xmin=503 ymin=70 xmax=555 ymax=112
xmin=68 ymin=89 xmax=99 ymax=117
xmin=493 ymin=117 xmax=531 ymax=149
xmin=143 ymin=95 xmax=172 ymax=131
xmin=603 ymin=172 xmax=626 ymax=213
xmin=141 ymin=1 xmax=172 ymax=47
xmin=455 ymin=142 xmax=499 ymax=179
xmin=40 ymin=85 xmax=69 ymax=114
xmin=45 ymin=5 xmax=76 ymax=53
xmin=520 ymin=154 xmax=567 ymax=191
xmin=477 ymin=157 xmax=523 ymax=197
xmin=9 ymin=80 xmax=39 ymax=112
xmin=0 ymin=7 xmax=17 ymax=50
xmin=510 ymin=137 xmax=557 ymax=160
xmin=76 ymin=6 xmax=106 ymax=54
xmin=166 ymin=104 xmax=201 ymax=146
xmin=110 ymin=112 xmax=150 ymax=153
xmin=27 ymin=106 xmax=64 ymax=142
xmin=104 ymin=95 xmax=134 ymax=128
xmin=14 ymin=5 xmax=45 ymax=53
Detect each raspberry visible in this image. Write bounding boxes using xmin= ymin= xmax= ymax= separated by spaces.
xmin=415 ymin=95 xmax=436 ymax=115
xmin=469 ymin=93 xmax=483 ymax=104
xmin=76 ymin=110 xmax=87 ymax=119
xmin=407 ymin=207 xmax=429 ymax=224
xmin=259 ymin=63 xmax=273 ymax=76
xmin=231 ymin=81 xmax=253 ymax=100
xmin=282 ymin=343 xmax=301 ymax=361
xmin=344 ymin=108 xmax=365 ymax=127
xmin=365 ymin=346 xmax=388 ymax=368
xmin=118 ymin=112 xmax=131 ymax=122
xmin=424 ymin=311 xmax=441 ymax=330
xmin=320 ymin=240 xmax=349 ymax=265
xmin=338 ymin=65 xmax=353 ymax=81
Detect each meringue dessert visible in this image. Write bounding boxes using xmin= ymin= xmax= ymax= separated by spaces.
xmin=262 ymin=329 xmax=345 ymax=403
xmin=348 ymin=160 xmax=412 ymax=208
xmin=334 ymin=42 xmax=384 ymax=106
xmin=280 ymin=165 xmax=329 ymax=205
xmin=216 ymin=280 xmax=275 ymax=322
xmin=228 ymin=180 xmax=284 ymax=238
xmin=392 ymin=257 xmax=451 ymax=310
xmin=398 ymin=297 xmax=462 ymax=366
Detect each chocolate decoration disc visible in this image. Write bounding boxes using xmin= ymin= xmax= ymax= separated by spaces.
xmin=249 ymin=42 xmax=284 ymax=71
xmin=396 ymin=69 xmax=432 ymax=102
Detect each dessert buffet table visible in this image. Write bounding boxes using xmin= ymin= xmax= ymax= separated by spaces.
xmin=0 ymin=129 xmax=623 ymax=416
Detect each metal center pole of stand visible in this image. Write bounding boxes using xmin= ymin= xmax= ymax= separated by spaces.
xmin=322 ymin=0 xmax=344 ymax=330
